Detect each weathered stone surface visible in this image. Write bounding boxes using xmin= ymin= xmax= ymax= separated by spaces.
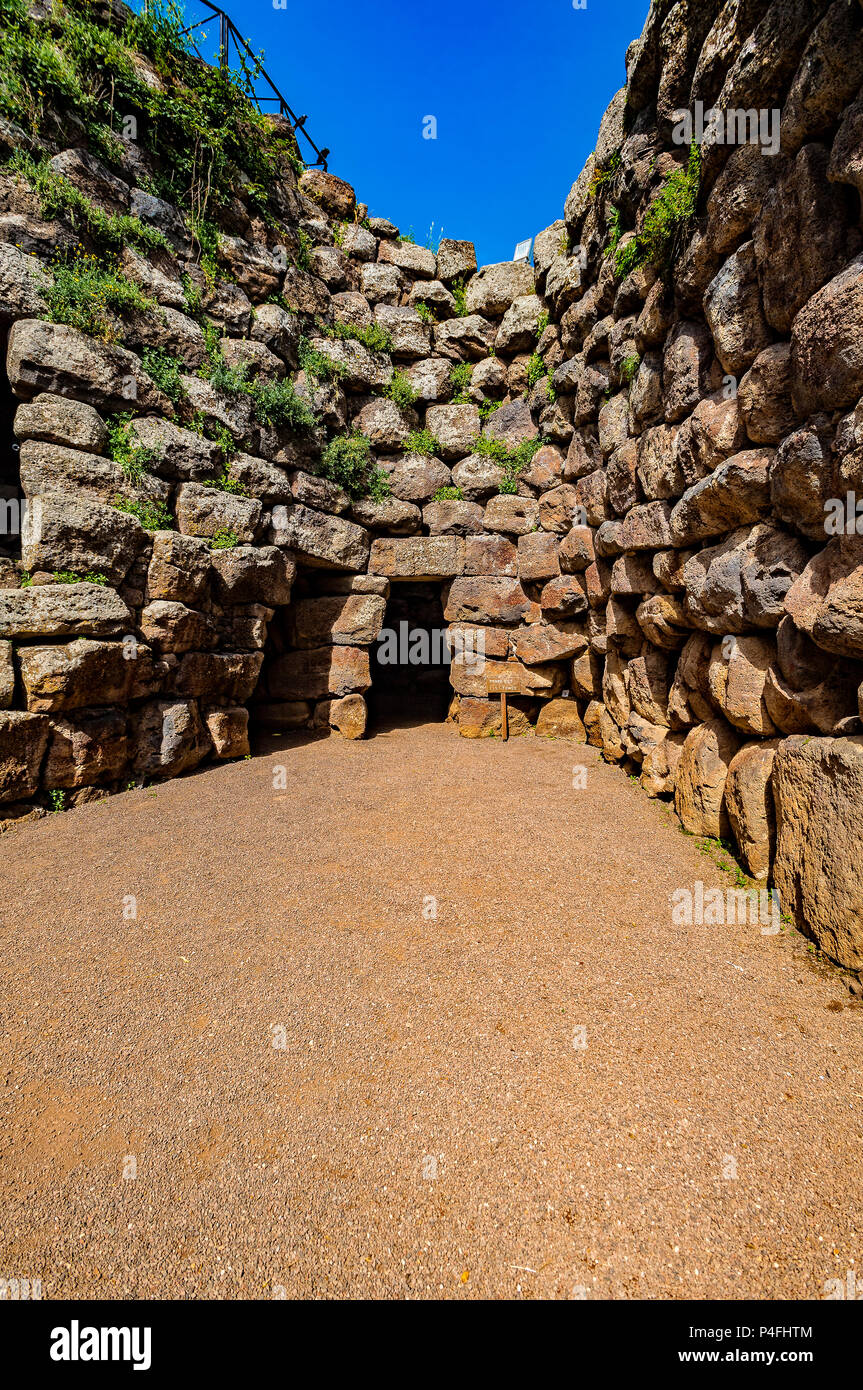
xmin=174 ymin=651 xmax=263 ymax=702
xmin=268 ymin=645 xmax=371 ymax=700
xmin=703 ymin=242 xmax=772 ymax=376
xmin=351 ymin=496 xmax=422 ymax=534
xmin=772 ymin=735 xmax=863 ymax=968
xmin=203 ymin=706 xmax=249 ymax=759
xmin=0 ymin=241 xmax=49 ymax=323
xmin=436 ymin=238 xmax=477 ymax=284
xmin=536 ymin=698 xmax=586 ymax=740
xmin=360 ymin=262 xmax=403 ymax=305
xmin=7 ymin=320 xmax=169 ymax=414
xmin=210 ymin=545 xmax=295 ymax=606
xmin=682 ymin=525 xmax=809 ymax=634
xmin=19 ymin=438 xmax=169 ymax=507
xmin=674 ymin=718 xmax=742 ymax=838
xmin=130 ymin=417 xmax=221 ymax=482
xmin=444 ymin=577 xmax=535 ymax=626
xmin=140 ymin=600 xmax=215 ymax=655
xmin=378 ymin=239 xmax=436 ymax=278
xmin=708 ymin=634 xmax=777 ymax=737
xmin=146 ymin=531 xmax=211 ymax=604
xmin=270 ymin=504 xmax=370 ymax=570
xmin=175 ymin=483 xmax=261 ymax=543
xmin=669 ymin=449 xmax=773 ymax=545
xmin=300 ymin=170 xmax=356 ymax=218
xmin=0 ymin=710 xmax=50 ymax=802
xmin=321 ymin=693 xmax=367 ymax=740
xmin=43 ymin=708 xmax=128 ymax=789
xmin=725 ymin=740 xmax=780 ymax=882
xmin=640 ymin=729 xmax=687 ymax=798
xmin=518 ymin=531 xmax=559 ymax=581
xmin=0 ymin=583 xmax=131 ymax=639
xmin=627 ymin=646 xmax=670 ymax=726
xmin=496 ymin=294 xmax=543 ymax=354
xmin=305 ymin=334 xmax=393 ymax=391
xmin=464 ymin=534 xmax=518 ymax=576
xmin=663 ymin=320 xmax=713 ymax=422
xmin=423 ymin=500 xmax=484 ymax=536
xmin=539 ymin=483 xmax=584 ymax=534
xmin=132 ymin=698 xmax=210 ymax=779
xmin=425 ymin=403 xmax=481 ymax=460
xmin=783 ymin=534 xmax=863 ymax=658
xmin=637 ymin=594 xmax=691 ymax=650
xmin=540 ymin=573 xmax=588 ymax=617
xmin=791 ymin=254 xmax=863 ymax=413
xmin=559 ymin=525 xmax=595 ymax=573
xmin=737 ymin=344 xmax=795 ymax=444
xmin=19 ymin=639 xmax=163 ymax=713
xmin=14 ymin=393 xmax=108 ymax=454
xmin=449 ymin=656 xmax=561 ymax=700
xmin=465 ymin=261 xmax=535 ymax=317
xmin=374 ymin=303 xmax=431 ymax=359
xmin=482 ymin=494 xmax=539 ymax=535
xmin=513 ymin=621 xmax=587 ymax=665
xmin=21 ymin=495 xmax=146 ymax=586
xmin=352 ymin=397 xmax=416 ymax=450
xmin=434 ymin=315 xmax=497 ymax=361
xmin=456 ymin=695 xmax=533 ymax=739
xmin=483 ymin=397 xmax=538 ymax=451
xmin=369 ymin=535 xmax=464 ymax=580
xmin=290 ymin=471 xmax=349 ymax=516
xmin=382 ymin=454 xmax=451 ymax=503
xmin=0 ymin=642 xmax=12 ymax=709
xmin=404 ymin=356 xmax=455 ymax=403
xmin=450 ymin=453 xmax=505 ymax=499
xmin=292 ymin=594 xmax=385 ymax=647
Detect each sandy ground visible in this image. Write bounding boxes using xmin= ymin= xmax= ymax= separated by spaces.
xmin=0 ymin=722 xmax=861 ymax=1301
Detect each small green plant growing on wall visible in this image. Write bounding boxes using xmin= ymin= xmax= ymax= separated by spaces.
xmin=449 ymin=362 xmax=472 ymax=403
xmin=107 ymin=415 xmax=160 ymax=484
xmin=323 ymin=319 xmax=394 ymax=354
xmin=111 ymin=496 xmax=173 ymax=531
xmin=319 ymin=431 xmax=391 ymax=501
xmin=433 ymin=486 xmax=463 ymax=502
xmin=402 ymin=428 xmax=441 ymax=458
xmin=451 ymin=278 xmax=469 ymax=317
xmin=141 ymin=348 xmax=187 ymax=405
xmin=382 ymin=370 xmax=418 ymax=408
xmin=44 ymin=250 xmax=156 ymax=342
xmin=620 ymin=354 xmax=641 ymax=386
xmin=612 ymin=142 xmax=701 ymax=277
xmin=210 ymin=527 xmax=239 ymax=550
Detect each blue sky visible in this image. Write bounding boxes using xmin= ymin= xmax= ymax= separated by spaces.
xmin=179 ymin=0 xmax=651 ymax=266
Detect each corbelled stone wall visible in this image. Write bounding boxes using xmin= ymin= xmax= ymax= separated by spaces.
xmin=3 ymin=0 xmax=863 ymax=967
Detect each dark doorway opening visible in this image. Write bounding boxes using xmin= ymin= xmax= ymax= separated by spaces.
xmin=367 ymin=583 xmax=452 ymax=733
xmin=0 ymin=331 xmax=22 ymax=561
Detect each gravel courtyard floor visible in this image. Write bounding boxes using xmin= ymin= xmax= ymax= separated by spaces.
xmin=1 ymin=722 xmax=861 ymax=1300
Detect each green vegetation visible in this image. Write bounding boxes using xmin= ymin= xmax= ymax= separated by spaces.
xmin=0 ymin=0 xmax=306 ymax=269
xmin=141 ymin=347 xmax=187 ymax=405
xmin=477 ymin=398 xmax=500 ymax=424
xmin=107 ymin=414 xmax=160 ymax=484
xmin=203 ymin=467 xmax=249 ymax=497
xmin=620 ymin=354 xmax=641 ymax=387
xmin=536 ymin=309 xmax=549 ymax=338
xmin=433 ymin=486 xmax=463 ymax=502
xmin=298 ymin=335 xmax=346 ymax=385
xmin=472 ymin=433 xmax=543 ymax=495
xmin=319 ymin=431 xmax=390 ymax=501
xmin=414 ymin=302 xmax=434 ymax=324
xmin=449 ymin=362 xmax=472 ymax=404
xmin=589 ymin=149 xmax=621 ymax=197
xmin=53 ymin=569 xmax=107 ymax=585
xmin=44 ymin=250 xmax=155 ymax=342
xmin=201 ymin=329 xmax=317 ymax=431
xmin=112 ymin=495 xmax=173 ymax=531
xmin=451 ymin=277 xmax=468 ymax=317
xmin=526 ymin=352 xmax=546 ymax=390
xmin=612 ymin=142 xmax=701 ymax=278
xmin=6 ymin=151 xmax=170 ymax=256
xmin=403 ymin=427 xmax=441 ymax=458
xmin=210 ymin=527 xmax=239 ymax=550
xmin=324 ymin=319 xmax=393 ymax=354
xmin=383 ymin=370 xmax=418 ymax=409
xmin=295 ymin=228 xmax=313 ymax=274
xmin=49 ymin=789 xmax=66 ymax=813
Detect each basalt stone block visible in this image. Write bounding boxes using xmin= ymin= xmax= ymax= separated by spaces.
xmin=425 ymin=403 xmax=481 ymax=460
xmin=21 ymin=494 xmax=146 ymax=587
xmin=268 ymin=645 xmax=371 ymax=701
xmin=132 ymin=698 xmax=211 ymax=780
xmin=291 ymin=594 xmax=386 ymax=647
xmin=139 ymin=601 xmax=216 ymax=655
xmin=0 ymin=710 xmax=50 ymax=802
xmin=210 ymin=545 xmax=295 ymax=606
xmin=146 ymin=531 xmax=212 ymax=604
xmin=517 ymin=531 xmax=560 ymax=581
xmin=674 ymin=717 xmax=742 ymax=838
xmin=443 ymin=577 xmax=536 ymax=626
xmin=791 ymin=253 xmax=863 ymax=413
xmin=7 ymin=319 xmax=170 ymax=415
xmin=19 ymin=639 xmax=164 ymax=713
xmin=204 ymin=706 xmax=250 ymax=760
xmin=369 ymin=535 xmax=464 ymax=580
xmin=43 ymin=707 xmax=128 ymax=789
xmin=270 ymin=504 xmax=370 ymax=571
xmin=513 ymin=621 xmax=587 ymax=665
xmin=725 ymin=740 xmax=780 ymax=882
xmin=772 ymin=735 xmax=863 ymax=969
xmin=14 ymin=393 xmax=108 ymax=454
xmin=0 ymin=583 xmax=132 ymax=639
xmin=464 ymin=534 xmax=518 ymax=577
xmin=173 ymin=651 xmax=263 ymax=703
xmin=175 ymin=483 xmax=262 ymax=544
xmin=423 ymin=500 xmax=484 ymax=536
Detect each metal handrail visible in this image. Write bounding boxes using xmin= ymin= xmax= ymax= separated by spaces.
xmin=178 ymin=0 xmax=329 ymax=170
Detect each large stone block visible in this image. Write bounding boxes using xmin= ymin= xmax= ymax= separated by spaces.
xmin=268 ymin=645 xmax=371 ymax=700
xmin=21 ymin=494 xmax=146 ymax=586
xmin=132 ymin=698 xmax=211 ymax=779
xmin=210 ymin=545 xmax=295 ymax=606
xmin=270 ymin=504 xmax=370 ymax=571
xmin=773 ymin=735 xmax=863 ymax=969
xmin=291 ymin=594 xmax=386 ymax=647
xmin=173 ymin=651 xmax=264 ymax=702
xmin=725 ymin=740 xmax=780 ymax=883
xmin=443 ymin=577 xmax=536 ymax=626
xmin=0 ymin=710 xmax=50 ymax=802
xmin=674 ymin=718 xmax=742 ymax=838
xmin=43 ymin=708 xmax=129 ymax=789
xmin=369 ymin=536 xmax=464 ymax=580
xmin=7 ymin=319 xmax=170 ymax=414
xmin=19 ymin=639 xmax=164 ymax=712
xmin=175 ymin=483 xmax=261 ymax=543
xmin=0 ymin=583 xmax=132 ymax=639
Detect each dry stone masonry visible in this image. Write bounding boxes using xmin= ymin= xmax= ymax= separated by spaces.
xmin=2 ymin=0 xmax=863 ymax=966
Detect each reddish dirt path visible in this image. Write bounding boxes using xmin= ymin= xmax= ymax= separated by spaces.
xmin=1 ymin=723 xmax=861 ymax=1300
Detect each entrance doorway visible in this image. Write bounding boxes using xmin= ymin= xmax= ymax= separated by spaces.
xmin=367 ymin=583 xmax=452 ymax=733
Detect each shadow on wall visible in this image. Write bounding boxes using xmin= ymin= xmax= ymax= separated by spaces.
xmin=0 ymin=336 xmax=22 ymax=562
xmin=366 ymin=583 xmax=452 ymax=734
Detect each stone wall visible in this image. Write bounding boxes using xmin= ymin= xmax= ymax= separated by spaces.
xmin=2 ymin=0 xmax=863 ymax=966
